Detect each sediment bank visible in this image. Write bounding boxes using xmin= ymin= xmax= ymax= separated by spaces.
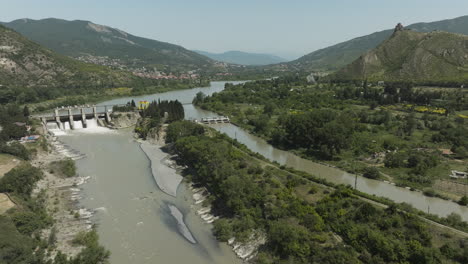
xmin=140 ymin=141 xmax=183 ymax=197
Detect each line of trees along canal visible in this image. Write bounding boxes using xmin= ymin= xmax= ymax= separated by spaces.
xmin=164 ymin=120 xmax=468 ymax=264
xmin=195 ymin=76 xmax=468 ymax=201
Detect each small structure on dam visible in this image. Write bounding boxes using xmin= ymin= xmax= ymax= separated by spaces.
xmin=37 ymin=104 xmax=125 ymax=130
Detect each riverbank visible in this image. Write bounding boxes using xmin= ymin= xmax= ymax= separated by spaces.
xmin=164 ymin=120 xmax=468 ymax=263
xmin=31 ymin=134 xmax=95 ymax=259
xmin=139 ymin=124 xmax=264 ymax=261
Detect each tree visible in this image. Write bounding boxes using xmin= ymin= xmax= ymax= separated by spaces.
xmin=384 ymin=152 xmax=406 ymax=168
xmin=362 ymin=167 xmax=380 ymax=179
xmin=22 ymin=106 xmax=30 ymax=117
xmin=403 ymin=113 xmax=417 ymax=136
xmin=192 ymin=92 xmax=207 ymax=105
xmin=213 ymin=219 xmax=233 ymax=241
xmin=263 ymin=102 xmax=276 ymax=116
xmin=0 ymin=164 xmax=43 ymax=196
xmin=459 ymin=195 xmax=468 ymax=206
xmin=268 ymin=220 xmax=311 ymax=259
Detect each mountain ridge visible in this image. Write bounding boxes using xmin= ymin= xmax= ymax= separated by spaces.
xmin=0 ymin=23 xmax=138 ymax=90
xmin=289 ymin=15 xmax=468 ymax=72
xmin=333 ymin=28 xmax=468 ymax=83
xmin=194 ymin=50 xmax=287 ymax=65
xmin=1 ymin=18 xmax=214 ymax=72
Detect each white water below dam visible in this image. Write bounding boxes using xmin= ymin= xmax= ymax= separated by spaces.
xmin=47 ymin=118 xmax=113 ymax=136
xmin=57 ymin=124 xmax=240 ymax=264
xmin=73 ymin=120 xmax=83 ymax=129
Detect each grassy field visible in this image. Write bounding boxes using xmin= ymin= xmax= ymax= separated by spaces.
xmin=0 ymin=154 xmax=21 ymax=179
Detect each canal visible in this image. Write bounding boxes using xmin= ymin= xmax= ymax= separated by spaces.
xmin=56 ymin=81 xmax=467 ymax=263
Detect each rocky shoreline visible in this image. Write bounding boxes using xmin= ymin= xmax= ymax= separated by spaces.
xmin=141 ymin=124 xmax=265 ymax=261
xmin=189 ymin=184 xmax=266 ymax=261
xmin=32 ymin=135 xmax=96 ymax=259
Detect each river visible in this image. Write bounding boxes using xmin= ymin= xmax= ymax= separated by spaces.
xmin=101 ymin=81 xmax=468 ymax=221
xmin=57 ymin=81 xmax=467 ymax=263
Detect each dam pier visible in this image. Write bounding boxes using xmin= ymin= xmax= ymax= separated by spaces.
xmin=38 ymin=105 xmax=122 ymax=130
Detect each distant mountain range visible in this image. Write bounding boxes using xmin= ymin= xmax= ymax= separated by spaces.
xmin=0 ymin=24 xmax=135 ymax=89
xmin=290 ymin=15 xmax=468 ymax=72
xmin=194 ymin=50 xmax=287 ymax=65
xmin=1 ymin=18 xmax=214 ymax=71
xmin=334 ymin=28 xmax=468 ymax=83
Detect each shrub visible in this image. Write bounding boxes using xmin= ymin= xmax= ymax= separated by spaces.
xmin=0 ymin=142 xmax=30 ymax=160
xmin=459 ymin=196 xmax=468 ymax=206
xmin=0 ymin=164 xmax=43 ymax=196
xmin=362 ymin=167 xmax=380 ymax=179
xmin=48 ymin=159 xmax=76 ymax=177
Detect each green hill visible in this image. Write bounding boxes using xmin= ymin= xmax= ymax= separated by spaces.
xmin=0 ymin=24 xmax=137 ymax=89
xmin=1 ymin=18 xmax=213 ymax=71
xmin=333 ymin=27 xmax=468 ymax=83
xmin=194 ymin=50 xmax=287 ymax=65
xmin=290 ymin=15 xmax=468 ymax=72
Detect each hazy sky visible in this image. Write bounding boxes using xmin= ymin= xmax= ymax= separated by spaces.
xmin=1 ymin=0 xmax=468 ymax=59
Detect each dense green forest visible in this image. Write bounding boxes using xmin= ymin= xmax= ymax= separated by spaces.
xmin=165 ymin=121 xmax=468 ymax=264
xmin=196 ymin=76 xmax=468 ymax=201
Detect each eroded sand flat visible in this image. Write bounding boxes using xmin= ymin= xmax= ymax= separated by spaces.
xmin=168 ymin=204 xmax=197 ymax=244
xmin=140 ymin=141 xmax=183 ymax=197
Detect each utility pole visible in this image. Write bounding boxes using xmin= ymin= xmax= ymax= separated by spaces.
xmin=355 ymin=174 xmax=358 ymax=190
xmin=464 ymin=177 xmax=467 ymax=197
xmin=353 ymin=163 xmax=357 ymax=190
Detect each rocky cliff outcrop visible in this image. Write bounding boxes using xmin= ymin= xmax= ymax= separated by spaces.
xmin=334 ymin=29 xmax=468 ymax=82
xmin=108 ymin=111 xmax=140 ymax=129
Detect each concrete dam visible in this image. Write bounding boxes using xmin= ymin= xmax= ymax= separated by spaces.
xmin=38 ymin=105 xmax=124 ymax=130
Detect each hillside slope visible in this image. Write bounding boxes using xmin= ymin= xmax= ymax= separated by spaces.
xmin=2 ymin=18 xmax=213 ymax=71
xmin=290 ymin=15 xmax=468 ymax=72
xmin=194 ymin=50 xmax=287 ymax=65
xmin=334 ymin=28 xmax=468 ymax=83
xmin=0 ymin=24 xmax=137 ymax=90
